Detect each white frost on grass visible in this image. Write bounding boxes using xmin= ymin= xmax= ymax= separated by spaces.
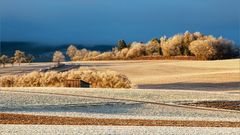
xmin=1 ymin=90 xmax=240 ymax=122
xmin=1 ymin=125 xmax=240 ymax=135
xmin=2 ymin=87 xmax=239 ymax=103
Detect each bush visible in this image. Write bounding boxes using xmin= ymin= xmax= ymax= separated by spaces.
xmin=189 ymin=40 xmax=216 ymax=60
xmin=115 ymin=48 xmax=129 ymax=59
xmin=72 ymin=49 xmax=89 ymax=61
xmin=126 ymin=42 xmax=146 ymax=58
xmin=162 ymin=35 xmax=184 ymax=56
xmin=146 ymin=38 xmax=160 ymax=55
xmin=93 ymin=52 xmax=115 ymax=60
xmin=0 ymin=69 xmax=133 ymax=88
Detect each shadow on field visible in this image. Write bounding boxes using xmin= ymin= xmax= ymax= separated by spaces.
xmin=138 ymin=82 xmax=240 ymax=91
xmin=0 ymin=102 xmax=143 ymax=114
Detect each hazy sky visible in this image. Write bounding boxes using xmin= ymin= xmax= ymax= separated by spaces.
xmin=0 ymin=0 xmax=239 ymax=45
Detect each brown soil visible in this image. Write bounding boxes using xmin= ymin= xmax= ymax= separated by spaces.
xmin=0 ymin=113 xmax=240 ymax=127
xmin=184 ymin=101 xmax=240 ymax=111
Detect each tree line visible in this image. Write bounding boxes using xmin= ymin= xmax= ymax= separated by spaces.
xmin=2 ymin=31 xmax=239 ymax=67
xmin=0 ymin=50 xmax=34 ymax=67
xmin=63 ymin=31 xmax=239 ymax=61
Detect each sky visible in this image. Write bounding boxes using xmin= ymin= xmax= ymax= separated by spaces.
xmin=0 ymin=0 xmax=239 ymax=45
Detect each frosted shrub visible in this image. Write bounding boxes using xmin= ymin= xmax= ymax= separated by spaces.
xmin=94 ymin=52 xmax=115 ymax=60
xmin=115 ymin=48 xmax=129 ymax=59
xmin=0 ymin=69 xmax=132 ymax=88
xmin=189 ymin=40 xmax=216 ymax=60
xmin=0 ymin=75 xmax=16 ymax=87
xmin=85 ymin=51 xmax=101 ymax=60
xmin=145 ymin=40 xmax=160 ymax=55
xmin=126 ymin=42 xmax=146 ymax=58
xmin=162 ymin=35 xmax=184 ymax=56
xmin=15 ymin=71 xmax=42 ymax=87
xmin=72 ymin=49 xmax=89 ymax=61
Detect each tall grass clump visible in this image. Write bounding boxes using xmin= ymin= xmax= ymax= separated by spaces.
xmin=0 ymin=69 xmax=132 ymax=88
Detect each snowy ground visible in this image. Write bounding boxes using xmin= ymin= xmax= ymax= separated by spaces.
xmin=1 ymin=89 xmax=240 ymax=121
xmin=1 ymin=125 xmax=240 ymax=135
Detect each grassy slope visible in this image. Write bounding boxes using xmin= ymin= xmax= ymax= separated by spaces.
xmin=1 ymin=59 xmax=239 ymax=90
xmin=73 ymin=59 xmax=240 ymax=90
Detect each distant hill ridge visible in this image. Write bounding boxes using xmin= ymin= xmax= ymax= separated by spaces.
xmin=0 ymin=41 xmax=113 ymax=62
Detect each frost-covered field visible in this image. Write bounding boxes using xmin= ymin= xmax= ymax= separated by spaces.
xmin=1 ymin=88 xmax=240 ymax=121
xmin=1 ymin=125 xmax=240 ymax=135
xmin=2 ymin=87 xmax=239 ymax=103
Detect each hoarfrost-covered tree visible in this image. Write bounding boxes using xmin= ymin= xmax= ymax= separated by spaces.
xmin=72 ymin=49 xmax=89 ymax=61
xmin=14 ymin=50 xmax=25 ymax=66
xmin=162 ymin=34 xmax=190 ymax=56
xmin=126 ymin=42 xmax=146 ymax=58
xmin=189 ymin=40 xmax=216 ymax=60
xmin=146 ymin=38 xmax=160 ymax=55
xmin=66 ymin=45 xmax=78 ymax=60
xmin=0 ymin=55 xmax=8 ymax=67
xmin=53 ymin=51 xmax=65 ymax=66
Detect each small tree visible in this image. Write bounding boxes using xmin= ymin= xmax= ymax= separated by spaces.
xmin=117 ymin=40 xmax=127 ymax=51
xmin=25 ymin=54 xmax=35 ymax=64
xmin=66 ymin=45 xmax=78 ymax=60
xmin=53 ymin=51 xmax=65 ymax=66
xmin=14 ymin=50 xmax=25 ymax=66
xmin=0 ymin=55 xmax=8 ymax=67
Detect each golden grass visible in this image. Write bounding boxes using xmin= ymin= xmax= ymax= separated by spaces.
xmin=0 ymin=68 xmax=132 ymax=88
xmin=73 ymin=59 xmax=240 ymax=88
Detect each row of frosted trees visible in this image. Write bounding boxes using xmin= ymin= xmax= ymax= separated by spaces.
xmin=0 ymin=50 xmax=34 ymax=67
xmin=3 ymin=31 xmax=238 ymax=67
xmin=65 ymin=31 xmax=238 ymax=61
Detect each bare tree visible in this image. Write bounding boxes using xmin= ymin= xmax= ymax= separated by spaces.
xmin=53 ymin=51 xmax=65 ymax=66
xmin=10 ymin=57 xmax=15 ymax=67
xmin=14 ymin=50 xmax=25 ymax=66
xmin=0 ymin=55 xmax=8 ymax=67
xmin=66 ymin=45 xmax=78 ymax=60
xmin=26 ymin=54 xmax=35 ymax=64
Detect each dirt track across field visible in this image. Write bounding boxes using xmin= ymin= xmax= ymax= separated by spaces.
xmin=184 ymin=101 xmax=240 ymax=111
xmin=1 ymin=113 xmax=240 ymax=127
